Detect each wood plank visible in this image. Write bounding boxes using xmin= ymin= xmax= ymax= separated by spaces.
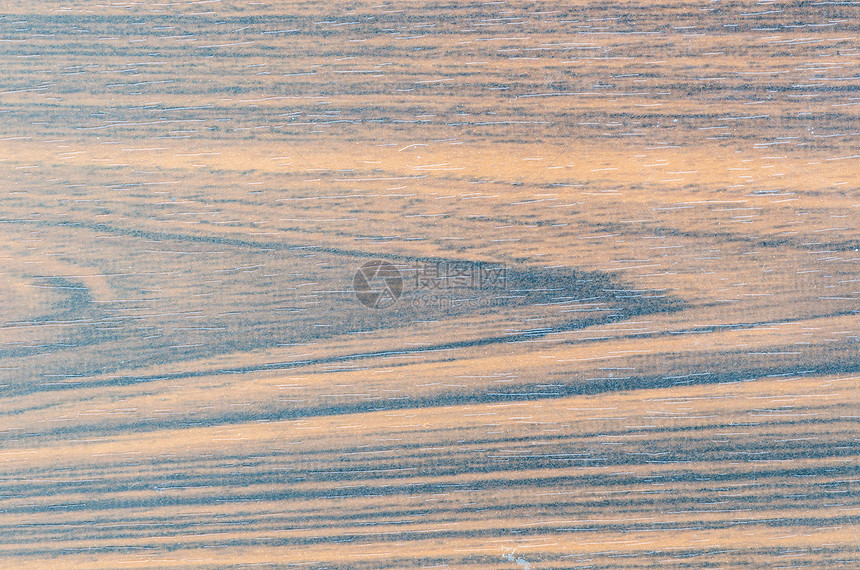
xmin=1 ymin=1 xmax=857 ymax=567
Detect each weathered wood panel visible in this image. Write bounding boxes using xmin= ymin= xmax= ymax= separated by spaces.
xmin=0 ymin=1 xmax=857 ymax=568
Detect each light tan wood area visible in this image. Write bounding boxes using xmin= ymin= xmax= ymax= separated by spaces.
xmin=0 ymin=1 xmax=858 ymax=568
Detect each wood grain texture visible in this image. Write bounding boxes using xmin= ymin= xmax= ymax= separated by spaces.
xmin=0 ymin=1 xmax=858 ymax=568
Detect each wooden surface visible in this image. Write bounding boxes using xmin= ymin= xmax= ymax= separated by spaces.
xmin=1 ymin=1 xmax=858 ymax=568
